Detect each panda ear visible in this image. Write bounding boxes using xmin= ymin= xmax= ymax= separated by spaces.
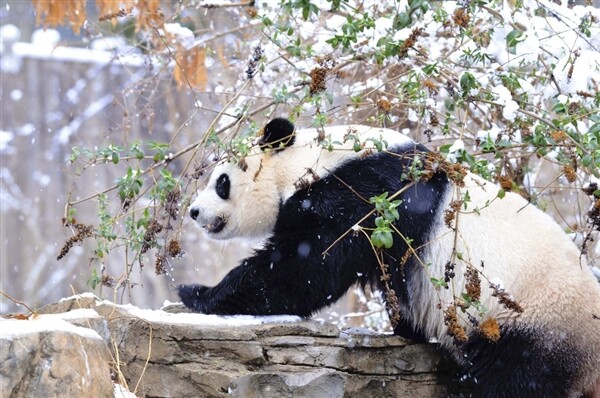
xmin=259 ymin=117 xmax=296 ymax=151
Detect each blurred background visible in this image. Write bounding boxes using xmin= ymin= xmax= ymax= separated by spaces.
xmin=1 ymin=1 xmax=253 ymax=312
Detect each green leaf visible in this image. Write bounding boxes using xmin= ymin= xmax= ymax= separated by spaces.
xmin=423 ymin=62 xmax=439 ymax=76
xmin=459 ymin=72 xmax=476 ymax=95
xmin=371 ymin=228 xmax=393 ymax=249
xmin=506 ymin=29 xmax=524 ymax=54
xmin=87 ymin=269 xmax=101 ymax=289
xmin=396 ymin=12 xmax=411 ymax=29
xmin=497 ymin=188 xmax=506 ymax=199
xmin=430 ymin=277 xmax=448 ymax=289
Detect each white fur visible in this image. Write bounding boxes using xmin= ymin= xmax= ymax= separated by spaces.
xmin=407 ymin=173 xmax=600 ymax=394
xmin=413 ymin=174 xmax=600 ymax=347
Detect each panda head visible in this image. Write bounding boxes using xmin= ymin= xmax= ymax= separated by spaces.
xmin=189 ymin=118 xmax=296 ymax=240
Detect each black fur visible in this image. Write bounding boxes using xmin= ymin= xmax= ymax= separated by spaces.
xmin=259 ymin=117 xmax=296 ymax=150
xmin=215 ymin=173 xmax=230 ymax=200
xmin=460 ymin=326 xmax=582 ymax=398
xmin=178 ymin=144 xmax=447 ymax=319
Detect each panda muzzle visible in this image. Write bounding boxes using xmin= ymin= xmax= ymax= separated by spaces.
xmin=204 ymin=216 xmax=227 ymax=233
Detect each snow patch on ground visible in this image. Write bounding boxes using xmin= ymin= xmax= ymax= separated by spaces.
xmin=105 ymin=300 xmax=302 ymax=327
xmin=0 ymin=314 xmax=102 ymax=340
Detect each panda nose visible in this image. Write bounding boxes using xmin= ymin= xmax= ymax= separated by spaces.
xmin=190 ymin=207 xmax=199 ymax=220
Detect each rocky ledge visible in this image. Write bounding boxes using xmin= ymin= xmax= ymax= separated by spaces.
xmin=1 ymin=294 xmax=467 ymax=397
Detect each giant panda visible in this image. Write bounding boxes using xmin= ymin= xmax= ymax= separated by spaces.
xmin=180 ymin=117 xmax=600 ymax=398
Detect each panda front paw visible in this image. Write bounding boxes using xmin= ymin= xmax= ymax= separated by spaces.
xmin=178 ymin=283 xmax=210 ymax=312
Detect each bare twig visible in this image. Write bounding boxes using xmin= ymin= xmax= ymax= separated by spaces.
xmin=0 ymin=291 xmax=36 ymax=314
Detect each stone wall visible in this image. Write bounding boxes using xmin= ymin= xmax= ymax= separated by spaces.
xmin=1 ymin=294 xmax=468 ymax=397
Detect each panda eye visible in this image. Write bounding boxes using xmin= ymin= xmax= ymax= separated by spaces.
xmin=215 ymin=173 xmax=230 ymax=200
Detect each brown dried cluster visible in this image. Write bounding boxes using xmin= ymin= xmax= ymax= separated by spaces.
xmin=385 ymin=287 xmax=401 ymax=328
xmin=377 ymin=261 xmax=401 ymax=329
xmin=440 ymin=160 xmax=467 ymax=187
xmin=479 ymin=317 xmax=501 ymax=342
xmin=429 ymin=113 xmax=439 ymax=127
xmin=141 ymin=219 xmax=163 ymax=254
xmin=563 ymin=164 xmax=577 ymax=183
xmin=498 ymin=175 xmax=513 ymax=191
xmin=190 ymin=161 xmax=208 ymax=180
xmin=399 ymin=28 xmax=423 ymax=58
xmin=452 ymin=8 xmax=470 ymax=28
xmin=164 ymin=189 xmax=181 ymax=222
xmin=399 ymin=249 xmax=412 ymax=268
xmin=167 ymin=239 xmax=183 ymax=258
xmin=577 ymin=90 xmax=595 ymax=98
xmin=568 ymin=101 xmax=581 ymax=114
xmin=582 ymin=183 xmax=600 ymax=256
xmin=465 ymin=266 xmax=481 ymax=301
xmin=309 ymin=66 xmax=328 ymax=95
xmin=246 ymin=6 xmax=258 ymax=18
xmin=412 ymin=153 xmax=467 ymax=187
xmin=57 ymin=223 xmax=94 ymax=260
xmin=490 ymin=281 xmax=524 ymax=313
xmin=155 ymin=253 xmax=167 ymax=275
xmin=550 ymin=130 xmax=567 ymax=143
xmin=444 ymin=200 xmax=462 ymax=229
xmin=587 ymin=197 xmax=600 ymax=230
xmin=101 ymin=274 xmax=115 ymax=288
xmin=444 ymin=304 xmax=468 ymax=342
xmin=423 ymin=79 xmax=438 ymax=95
xmin=376 ymin=98 xmax=392 ymax=113
xmin=308 ymin=55 xmax=336 ymax=95
xmin=99 ymin=7 xmax=132 ymax=21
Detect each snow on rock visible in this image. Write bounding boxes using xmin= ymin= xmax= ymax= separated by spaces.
xmin=0 ymin=313 xmax=102 ymax=340
xmin=1 ymin=313 xmax=113 ymax=398
xmin=113 ymin=301 xmax=303 ymax=327
xmin=32 ymin=294 xmax=461 ymax=397
xmin=113 ymin=383 xmax=137 ymax=398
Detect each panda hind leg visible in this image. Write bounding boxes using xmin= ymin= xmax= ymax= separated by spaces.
xmin=462 ymin=327 xmax=580 ymax=398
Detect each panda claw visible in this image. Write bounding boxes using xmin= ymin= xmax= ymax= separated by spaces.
xmin=178 ymin=284 xmax=210 ymax=312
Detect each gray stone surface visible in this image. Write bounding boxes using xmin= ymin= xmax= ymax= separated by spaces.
xmin=0 ymin=315 xmax=113 ymax=398
xmin=3 ymin=294 xmax=467 ymax=397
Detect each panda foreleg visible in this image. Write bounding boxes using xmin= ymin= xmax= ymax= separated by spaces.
xmin=177 ymin=235 xmax=362 ymax=316
xmin=177 ymin=284 xmax=210 ymax=312
xmin=392 ymin=317 xmax=428 ymax=343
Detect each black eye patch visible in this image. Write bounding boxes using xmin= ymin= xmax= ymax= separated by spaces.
xmin=215 ymin=173 xmax=230 ymax=200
